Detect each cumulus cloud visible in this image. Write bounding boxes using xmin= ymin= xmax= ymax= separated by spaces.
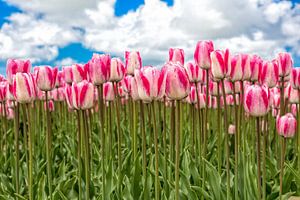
xmin=1 ymin=0 xmax=300 ymax=65
xmin=54 ymin=57 xmax=78 ymax=66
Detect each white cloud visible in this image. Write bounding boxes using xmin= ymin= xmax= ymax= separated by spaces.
xmin=1 ymin=0 xmax=300 ymax=65
xmin=54 ymin=57 xmax=78 ymax=66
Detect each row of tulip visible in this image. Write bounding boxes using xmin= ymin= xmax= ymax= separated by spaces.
xmin=0 ymin=40 xmax=299 ymax=199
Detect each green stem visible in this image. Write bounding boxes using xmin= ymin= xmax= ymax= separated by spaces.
xmin=170 ymin=101 xmax=175 ymax=182
xmin=256 ymin=117 xmax=262 ymax=200
xmin=279 ymin=137 xmax=286 ymax=200
xmin=233 ymin=85 xmax=239 ymax=199
xmin=140 ymin=100 xmax=147 ymax=199
xmin=175 ymin=100 xmax=181 ymax=200
xmin=45 ymin=92 xmax=53 ymax=200
xmin=26 ymin=103 xmax=33 ymax=200
xmin=162 ymin=100 xmax=168 ymax=196
xmin=82 ymin=110 xmax=90 ymax=200
xmin=191 ymin=104 xmax=195 ymax=158
xmin=262 ymin=115 xmax=267 ymax=200
xmin=14 ymin=102 xmax=20 ymax=197
xmin=217 ymin=82 xmax=222 ymax=174
xmin=221 ymin=79 xmax=230 ymax=200
xmin=76 ymin=111 xmax=82 ymax=200
xmin=133 ymin=100 xmax=137 ymax=160
xmin=152 ymin=102 xmax=160 ymax=200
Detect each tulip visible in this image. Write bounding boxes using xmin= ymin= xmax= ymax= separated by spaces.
xmin=169 ymin=48 xmax=184 ymax=65
xmin=65 ymin=85 xmax=74 ymax=109
xmin=125 ymin=51 xmax=142 ymax=75
xmin=130 ymin=76 xmax=140 ymax=101
xmin=103 ymin=82 xmax=115 ymax=101
xmin=228 ymin=124 xmax=236 ymax=135
xmin=222 ymin=80 xmax=233 ymax=94
xmin=0 ymin=81 xmax=7 ymax=102
xmin=13 ymin=73 xmax=35 ymax=103
xmin=240 ymin=54 xmax=251 ymax=81
xmin=165 ymin=63 xmax=191 ymax=100
xmin=185 ymin=61 xmax=205 ymax=83
xmin=52 ymin=87 xmax=65 ymax=102
xmin=6 ymin=59 xmax=31 ymax=84
xmin=6 ymin=84 xmax=14 ymax=100
xmin=71 ymin=80 xmax=94 ymax=110
xmin=72 ymin=64 xmax=87 ymax=83
xmin=194 ymin=40 xmax=214 ymax=69
xmin=135 ymin=66 xmax=167 ymax=102
xmin=272 ymin=94 xmax=281 ymax=109
xmin=63 ymin=66 xmax=73 ymax=84
xmin=109 ymin=58 xmax=126 ymax=82
xmin=55 ymin=71 xmax=65 ymax=88
xmin=209 ymin=81 xmax=220 ymax=96
xmin=287 ymin=84 xmax=299 ymax=104
xmin=88 ymin=53 xmax=111 ymax=85
xmin=229 ymin=55 xmax=243 ymax=82
xmin=259 ymin=61 xmax=279 ymax=88
xmin=197 ymin=93 xmax=207 ymax=109
xmin=277 ymin=52 xmax=293 ymax=78
xmin=250 ymin=55 xmax=262 ymax=82
xmin=277 ymin=113 xmax=297 ymax=138
xmin=244 ymin=85 xmax=269 ymax=117
xmin=211 ymin=49 xmax=230 ymax=80
xmin=187 ymin=85 xmax=197 ymax=104
xmin=36 ymin=66 xmax=58 ymax=91
xmin=44 ymin=100 xmax=54 ymax=112
xmin=290 ymin=68 xmax=300 ymax=89
xmin=291 ymin=104 xmax=297 ymax=117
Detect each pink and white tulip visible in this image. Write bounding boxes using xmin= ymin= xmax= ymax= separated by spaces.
xmin=277 ymin=52 xmax=293 ymax=78
xmin=169 ymin=48 xmax=184 ymax=65
xmin=103 ymin=82 xmax=115 ymax=101
xmin=6 ymin=59 xmax=31 ymax=84
xmin=71 ymin=80 xmax=94 ymax=110
xmin=13 ymin=73 xmax=35 ymax=103
xmin=185 ymin=61 xmax=205 ymax=83
xmin=36 ymin=66 xmax=58 ymax=91
xmin=244 ymin=85 xmax=269 ymax=117
xmin=125 ymin=51 xmax=142 ymax=75
xmin=194 ymin=40 xmax=214 ymax=69
xmin=276 ymin=113 xmax=297 ymax=138
xmin=88 ymin=54 xmax=111 ymax=85
xmin=259 ymin=61 xmax=279 ymax=88
xmin=109 ymin=58 xmax=126 ymax=82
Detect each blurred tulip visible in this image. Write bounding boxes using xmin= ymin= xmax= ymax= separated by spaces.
xmin=72 ymin=80 xmax=94 ymax=110
xmin=44 ymin=100 xmax=54 ymax=112
xmin=250 ymin=55 xmax=262 ymax=82
xmin=63 ymin=66 xmax=73 ymax=84
xmin=259 ymin=61 xmax=278 ymax=88
xmin=229 ymin=55 xmax=243 ymax=82
xmin=240 ymin=54 xmax=251 ymax=81
xmin=129 ymin=76 xmax=140 ymax=101
xmin=72 ymin=64 xmax=87 ymax=83
xmin=244 ymin=85 xmax=269 ymax=117
xmin=103 ymin=82 xmax=115 ymax=101
xmin=55 ymin=71 xmax=65 ymax=88
xmin=52 ymin=87 xmax=65 ymax=102
xmin=291 ymin=68 xmax=300 ymax=89
xmin=6 ymin=59 xmax=31 ymax=84
xmin=88 ymin=53 xmax=111 ymax=85
xmin=194 ymin=40 xmax=214 ymax=69
xmin=169 ymin=48 xmax=184 ymax=65
xmin=125 ymin=51 xmax=142 ymax=75
xmin=13 ymin=73 xmax=35 ymax=103
xmin=185 ymin=61 xmax=204 ymax=83
xmin=110 ymin=58 xmax=125 ymax=82
xmin=276 ymin=113 xmax=296 ymax=138
xmin=228 ymin=124 xmax=236 ymax=135
xmin=36 ymin=66 xmax=58 ymax=91
xmin=0 ymin=81 xmax=7 ymax=102
xmin=187 ymin=85 xmax=197 ymax=104
xmin=277 ymin=52 xmax=293 ymax=78
xmin=210 ymin=49 xmax=230 ymax=80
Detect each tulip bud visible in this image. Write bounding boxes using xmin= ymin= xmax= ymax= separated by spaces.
xmin=36 ymin=66 xmax=58 ymax=91
xmin=63 ymin=66 xmax=73 ymax=84
xmin=290 ymin=68 xmax=300 ymax=89
xmin=287 ymin=84 xmax=299 ymax=103
xmin=272 ymin=94 xmax=280 ymax=109
xmin=228 ymin=55 xmax=243 ymax=82
xmin=228 ymin=124 xmax=236 ymax=135
xmin=52 ymin=87 xmax=65 ymax=102
xmin=197 ymin=93 xmax=207 ymax=109
xmin=276 ymin=113 xmax=296 ymax=138
xmin=0 ymin=81 xmax=7 ymax=102
xmin=135 ymin=66 xmax=167 ymax=102
xmin=72 ymin=80 xmax=94 ymax=110
xmin=103 ymin=82 xmax=115 ymax=101
xmin=72 ymin=64 xmax=87 ymax=83
xmin=125 ymin=51 xmax=142 ymax=75
xmin=130 ymin=76 xmax=140 ymax=101
xmin=184 ymin=61 xmax=205 ymax=83
xmin=250 ymin=55 xmax=262 ymax=82
xmin=165 ymin=63 xmax=191 ymax=100
xmin=65 ymin=85 xmax=74 ymax=109
xmin=44 ymin=100 xmax=54 ymax=112
xmin=55 ymin=71 xmax=65 ymax=88
xmin=88 ymin=53 xmax=111 ymax=85
xmin=187 ymin=85 xmax=197 ymax=104
xmin=210 ymin=49 xmax=230 ymax=80
xmin=169 ymin=48 xmax=184 ymax=65
xmin=6 ymin=84 xmax=14 ymax=100
xmin=291 ymin=104 xmax=297 ymax=117
xmin=13 ymin=73 xmax=35 ymax=103
xmin=110 ymin=58 xmax=125 ymax=82
xmin=194 ymin=40 xmax=214 ymax=69
xmin=240 ymin=54 xmax=251 ymax=81
xmin=277 ymin=52 xmax=293 ymax=78
xmin=259 ymin=61 xmax=278 ymax=88
xmin=244 ymin=85 xmax=269 ymax=117
xmin=6 ymin=59 xmax=31 ymax=84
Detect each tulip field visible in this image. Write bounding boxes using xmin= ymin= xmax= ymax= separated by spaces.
xmin=1 ymin=42 xmax=300 ymax=200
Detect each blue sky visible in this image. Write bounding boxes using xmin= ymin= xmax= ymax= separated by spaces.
xmin=0 ymin=0 xmax=300 ymax=75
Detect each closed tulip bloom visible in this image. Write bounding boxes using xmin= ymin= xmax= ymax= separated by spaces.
xmin=169 ymin=48 xmax=184 ymax=65
xmin=72 ymin=64 xmax=87 ymax=83
xmin=165 ymin=63 xmax=191 ymax=100
xmin=194 ymin=40 xmax=214 ymax=69
xmin=125 ymin=51 xmax=142 ymax=75
xmin=272 ymin=94 xmax=281 ymax=109
xmin=287 ymin=85 xmax=299 ymax=103
xmin=72 ymin=81 xmax=94 ymax=110
xmin=6 ymin=107 xmax=14 ymax=120
xmin=52 ymin=87 xmax=65 ymax=101
xmin=6 ymin=84 xmax=14 ymax=100
xmin=244 ymin=85 xmax=269 ymax=117
xmin=240 ymin=54 xmax=251 ymax=80
xmin=88 ymin=53 xmax=111 ymax=85
xmin=55 ymin=71 xmax=65 ymax=88
xmin=250 ymin=55 xmax=262 ymax=82
xmin=197 ymin=93 xmax=206 ymax=109
xmin=209 ymin=81 xmax=221 ymax=96
xmin=228 ymin=124 xmax=236 ymax=135
xmin=223 ymin=79 xmax=233 ymax=94
xmin=290 ymin=68 xmax=300 ymax=89
xmin=129 ymin=76 xmax=139 ymax=101
xmin=277 ymin=113 xmax=297 ymax=138
xmin=229 ymin=55 xmax=243 ymax=82
xmin=13 ymin=73 xmax=35 ymax=103
xmin=110 ymin=58 xmax=125 ymax=82
xmin=0 ymin=82 xmax=7 ymax=102
xmin=291 ymin=104 xmax=297 ymax=117
xmin=103 ymin=82 xmax=115 ymax=101
xmin=185 ymin=61 xmax=204 ymax=83
xmin=234 ymin=81 xmax=242 ymax=93
xmin=226 ymin=95 xmax=234 ymax=106
xmin=6 ymin=59 xmax=31 ymax=84
xmin=187 ymin=85 xmax=197 ymax=104
xmin=135 ymin=66 xmax=167 ymax=102
xmin=36 ymin=66 xmax=58 ymax=91
xmin=65 ymin=85 xmax=74 ymax=109
xmin=272 ymin=108 xmax=278 ymax=117
xmin=63 ymin=66 xmax=73 ymax=84
xmin=277 ymin=52 xmax=293 ymax=78
xmin=211 ymin=49 xmax=230 ymax=80
xmin=259 ymin=61 xmax=279 ymax=88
